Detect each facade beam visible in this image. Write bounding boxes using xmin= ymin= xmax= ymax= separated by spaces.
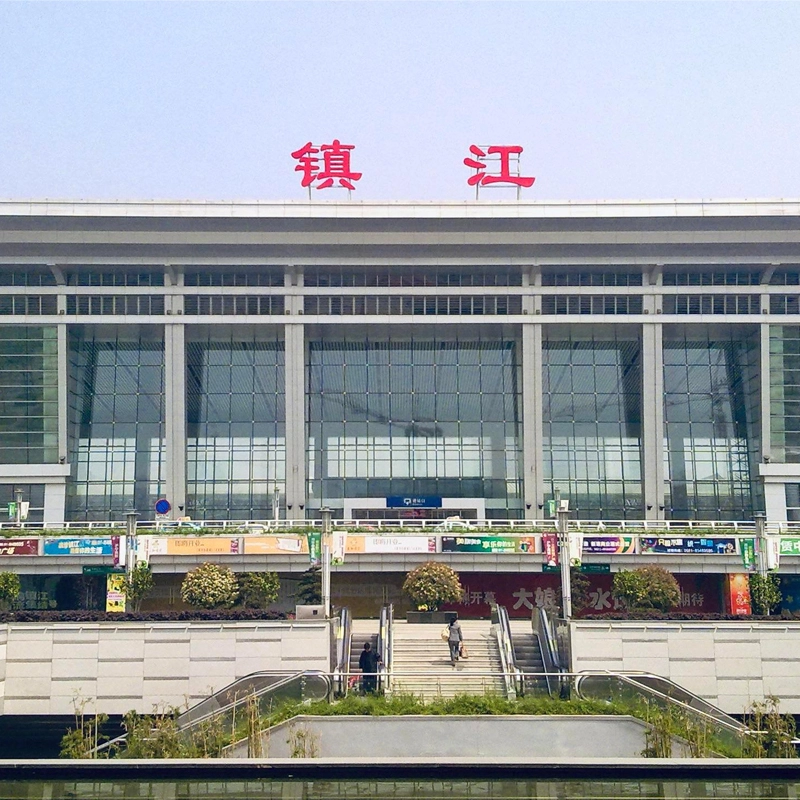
xmin=642 ymin=322 xmax=664 ymax=519
xmin=164 ymin=323 xmax=187 ymax=518
xmin=284 ymin=323 xmax=306 ymax=520
xmin=522 ymin=323 xmax=543 ymax=519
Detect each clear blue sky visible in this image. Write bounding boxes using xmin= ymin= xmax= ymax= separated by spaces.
xmin=0 ymin=2 xmax=798 ymax=202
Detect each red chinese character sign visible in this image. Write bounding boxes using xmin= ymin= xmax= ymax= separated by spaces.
xmin=464 ymin=144 xmax=535 ymax=199
xmin=291 ymin=139 xmax=362 ymax=195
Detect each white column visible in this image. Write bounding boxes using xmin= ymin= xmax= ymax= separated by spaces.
xmin=522 ymin=323 xmax=543 ymax=519
xmin=284 ymin=323 xmax=306 ymax=520
xmin=642 ymin=323 xmax=664 ymax=519
xmin=57 ymin=324 xmax=68 ymax=464
xmin=164 ymin=323 xmax=186 ymax=517
xmin=43 ymin=481 xmax=66 ymax=527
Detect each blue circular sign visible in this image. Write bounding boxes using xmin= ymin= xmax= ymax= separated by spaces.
xmin=154 ymin=498 xmax=171 ymax=515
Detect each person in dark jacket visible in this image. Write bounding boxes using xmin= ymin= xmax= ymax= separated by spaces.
xmin=447 ymin=615 xmax=463 ymax=666
xmin=358 ymin=641 xmax=381 ymax=693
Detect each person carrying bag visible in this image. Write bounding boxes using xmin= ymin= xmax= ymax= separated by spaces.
xmin=446 ymin=614 xmax=463 ymax=667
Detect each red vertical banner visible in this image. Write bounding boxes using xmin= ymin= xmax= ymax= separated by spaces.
xmin=112 ymin=536 xmax=121 ymax=567
xmin=542 ymin=534 xmax=558 ymax=567
xmin=725 ymin=573 xmax=752 ymax=615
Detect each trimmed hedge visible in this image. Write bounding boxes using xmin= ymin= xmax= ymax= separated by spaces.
xmin=0 ymin=608 xmax=288 ymax=623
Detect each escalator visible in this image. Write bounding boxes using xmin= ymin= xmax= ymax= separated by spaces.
xmin=511 ymin=630 xmax=550 ymax=695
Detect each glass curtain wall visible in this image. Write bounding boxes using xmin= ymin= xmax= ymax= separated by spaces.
xmin=0 ymin=326 xmax=58 ymax=465
xmin=663 ymin=326 xmax=761 ymax=519
xmin=542 ymin=329 xmax=643 ymax=519
xmin=307 ymin=335 xmax=522 ymax=518
xmin=770 ymin=325 xmax=800 ymax=463
xmin=66 ymin=326 xmax=164 ymax=520
xmin=186 ymin=329 xmax=285 ymax=520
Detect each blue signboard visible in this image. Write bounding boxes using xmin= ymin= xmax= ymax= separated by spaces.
xmin=43 ymin=537 xmax=114 ymax=557
xmin=386 ymin=496 xmax=443 ymax=509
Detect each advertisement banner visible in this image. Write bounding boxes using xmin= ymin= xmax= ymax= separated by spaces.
xmin=441 ymin=535 xmax=536 ymax=554
xmin=741 ymin=538 xmax=757 ymax=571
xmin=542 ymin=533 xmax=558 ymax=567
xmin=332 ymin=530 xmax=347 ymax=565
xmin=243 ymin=536 xmax=306 ymax=555
xmin=106 ymin=573 xmax=126 ymax=613
xmin=146 ymin=537 xmax=240 ymax=556
xmin=725 ymin=573 xmax=752 ymax=616
xmin=306 ymin=531 xmax=321 ymax=566
xmin=0 ymin=538 xmax=39 ymax=556
xmin=43 ymin=537 xmax=114 ymax=556
xmin=355 ymin=536 xmax=437 ymax=554
xmin=779 ymin=537 xmax=800 ymax=556
xmin=640 ymin=537 xmax=737 ymax=555
xmin=582 ymin=535 xmax=636 ymax=555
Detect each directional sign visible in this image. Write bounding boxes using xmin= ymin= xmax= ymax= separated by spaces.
xmin=386 ymin=496 xmax=442 ymax=509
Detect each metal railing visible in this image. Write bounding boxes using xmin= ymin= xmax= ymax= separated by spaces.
xmin=4 ymin=517 xmax=800 ymax=533
xmin=532 ymin=608 xmax=560 ymax=696
xmin=493 ymin=605 xmax=520 ymax=699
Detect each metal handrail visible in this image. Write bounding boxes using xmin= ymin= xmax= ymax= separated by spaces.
xmin=494 ymin=605 xmax=520 ymax=699
xmin=532 ymin=608 xmax=559 ymax=696
xmin=333 ymin=607 xmax=352 ymax=696
xmin=377 ymin=604 xmax=393 ymax=693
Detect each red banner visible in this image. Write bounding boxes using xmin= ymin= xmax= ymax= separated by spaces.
xmin=0 ymin=538 xmax=39 ymax=556
xmin=725 ymin=573 xmax=752 ymax=615
xmin=542 ymin=534 xmax=558 ymax=567
xmin=440 ymin=571 xmax=723 ymax=618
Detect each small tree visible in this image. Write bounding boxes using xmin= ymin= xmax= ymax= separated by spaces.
xmin=612 ymin=565 xmax=680 ymax=613
xmin=0 ymin=571 xmax=21 ymax=610
xmin=239 ymin=571 xmax=280 ymax=608
xmin=181 ymin=563 xmax=239 ymax=609
xmin=749 ymin=573 xmax=781 ymax=616
xmin=295 ymin=566 xmax=322 ymax=605
xmin=121 ymin=562 xmax=154 ymax=613
xmin=402 ymin=561 xmax=462 ymax=612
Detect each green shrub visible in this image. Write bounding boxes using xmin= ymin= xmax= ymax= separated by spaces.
xmin=0 ymin=571 xmax=21 ymax=610
xmin=239 ymin=571 xmax=280 ymax=608
xmin=749 ymin=573 xmax=781 ymax=616
xmin=181 ymin=563 xmax=239 ymax=609
xmin=402 ymin=561 xmax=462 ymax=611
xmin=121 ymin=562 xmax=154 ymax=613
xmin=295 ymin=566 xmax=322 ymax=605
xmin=612 ymin=565 xmax=680 ymax=612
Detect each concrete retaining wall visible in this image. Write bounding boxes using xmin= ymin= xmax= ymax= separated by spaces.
xmin=231 ymin=715 xmax=667 ymax=759
xmin=0 ymin=620 xmax=330 ymax=716
xmin=571 ymin=620 xmax=800 ymax=714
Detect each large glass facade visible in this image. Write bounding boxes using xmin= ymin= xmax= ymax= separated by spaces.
xmin=307 ymin=335 xmax=522 ymax=518
xmin=187 ymin=329 xmax=285 ymax=519
xmin=663 ymin=326 xmax=761 ymax=519
xmin=770 ymin=325 xmax=800 ymax=463
xmin=0 ymin=326 xmax=58 ymax=464
xmin=543 ymin=330 xmax=642 ymax=519
xmin=66 ymin=327 xmax=165 ymax=520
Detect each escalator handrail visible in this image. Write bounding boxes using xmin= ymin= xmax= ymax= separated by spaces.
xmin=494 ymin=605 xmax=521 ymax=699
xmin=377 ymin=604 xmax=393 ymax=693
xmin=574 ymin=670 xmax=748 ymax=737
xmin=334 ymin=607 xmax=352 ymax=695
xmin=92 ymin=670 xmax=331 ymax=757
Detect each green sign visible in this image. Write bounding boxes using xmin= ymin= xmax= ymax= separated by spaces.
xmin=7 ymin=502 xmax=15 ymax=520
xmin=741 ymin=538 xmax=757 ymax=571
xmin=543 ymin=563 xmax=610 ymax=574
xmin=82 ymin=565 xmax=125 ymax=576
xmin=306 ymin=531 xmax=322 ymax=566
xmin=780 ymin=537 xmax=800 ymax=557
xmin=544 ymin=499 xmax=557 ymax=518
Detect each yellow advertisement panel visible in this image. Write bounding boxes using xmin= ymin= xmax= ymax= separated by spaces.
xmin=152 ymin=537 xmax=241 ymax=556
xmin=106 ymin=574 xmax=126 ymax=613
xmin=243 ymin=536 xmax=308 ymax=555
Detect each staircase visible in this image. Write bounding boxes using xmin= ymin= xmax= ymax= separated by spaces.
xmin=509 ymin=620 xmax=550 ymax=696
xmin=348 ymin=619 xmax=380 ymax=692
xmin=389 ymin=619 xmax=506 ymax=701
